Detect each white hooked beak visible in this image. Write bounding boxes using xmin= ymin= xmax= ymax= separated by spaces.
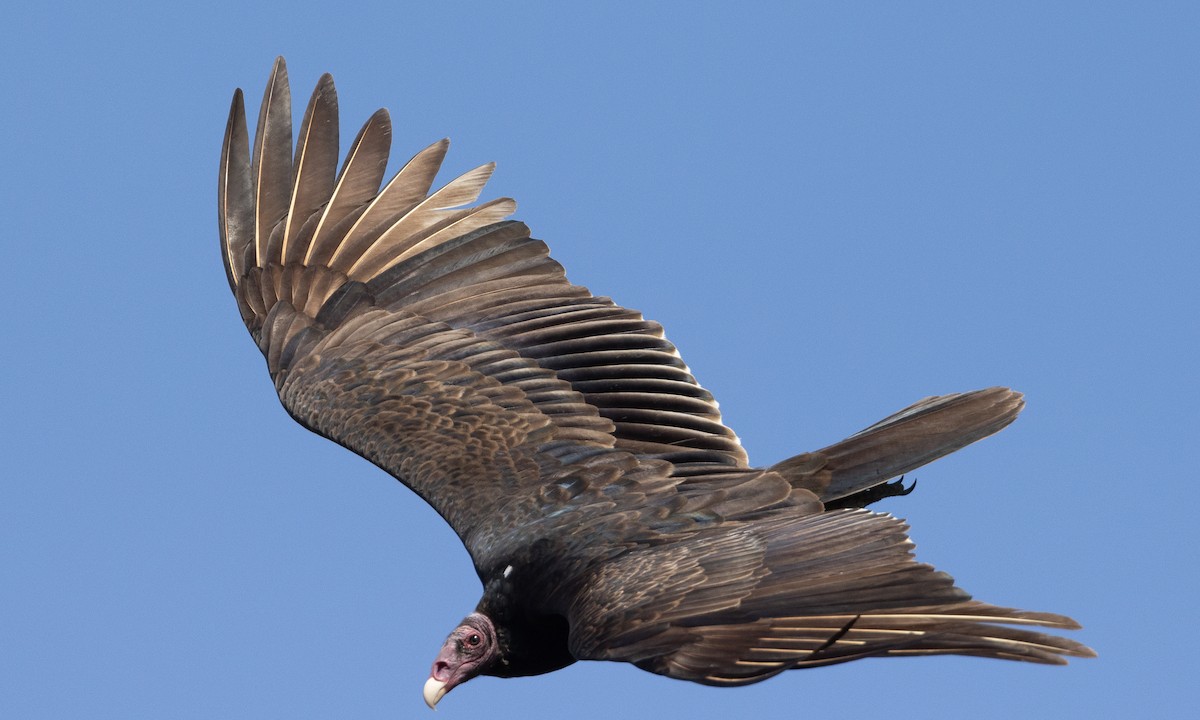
xmin=423 ymin=676 xmax=448 ymax=710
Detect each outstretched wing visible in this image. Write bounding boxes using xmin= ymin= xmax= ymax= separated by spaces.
xmin=568 ymin=509 xmax=1094 ymax=683
xmin=219 ymin=59 xmax=762 ymax=566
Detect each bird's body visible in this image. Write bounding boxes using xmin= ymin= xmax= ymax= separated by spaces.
xmin=218 ymin=58 xmax=1093 ymax=708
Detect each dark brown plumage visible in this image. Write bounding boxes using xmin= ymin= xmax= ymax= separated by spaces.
xmin=218 ymin=58 xmax=1093 ymax=709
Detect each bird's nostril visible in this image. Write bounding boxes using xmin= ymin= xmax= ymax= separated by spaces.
xmin=432 ymin=661 xmax=451 ymax=681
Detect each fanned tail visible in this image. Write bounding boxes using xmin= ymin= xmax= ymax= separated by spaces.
xmin=769 ymin=387 xmax=1024 ymax=504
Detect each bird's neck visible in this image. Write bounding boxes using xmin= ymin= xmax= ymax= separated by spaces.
xmin=474 ymin=562 xmax=580 ymax=678
xmin=488 ymin=610 xmax=576 ymax=678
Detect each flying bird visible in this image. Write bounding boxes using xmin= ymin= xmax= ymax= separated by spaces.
xmin=218 ymin=58 xmax=1093 ymax=709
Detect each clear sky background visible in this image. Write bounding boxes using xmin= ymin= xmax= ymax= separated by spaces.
xmin=3 ymin=2 xmax=1196 ymax=718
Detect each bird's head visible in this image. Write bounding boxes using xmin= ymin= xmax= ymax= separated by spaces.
xmin=423 ymin=612 xmax=500 ymax=709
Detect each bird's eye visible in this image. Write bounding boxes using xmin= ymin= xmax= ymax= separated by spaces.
xmin=467 ymin=633 xmax=481 ymax=646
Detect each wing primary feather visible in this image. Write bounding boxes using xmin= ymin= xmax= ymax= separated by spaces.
xmin=281 ymin=73 xmax=338 ymax=265
xmin=355 ymin=197 xmax=518 ymax=279
xmin=345 ymin=162 xmax=498 ymax=279
xmin=304 ymin=108 xmax=392 ymax=266
xmin=218 ymin=88 xmax=252 ymax=289
xmin=252 ymin=56 xmax=293 ymax=267
xmin=325 ymin=138 xmax=450 ymax=271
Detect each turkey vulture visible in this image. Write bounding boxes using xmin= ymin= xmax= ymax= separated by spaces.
xmin=217 ymin=58 xmax=1093 ymax=709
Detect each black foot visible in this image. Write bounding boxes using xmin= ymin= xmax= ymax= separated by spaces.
xmin=824 ymin=476 xmax=917 ymax=511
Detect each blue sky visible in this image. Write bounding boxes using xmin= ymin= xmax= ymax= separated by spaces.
xmin=3 ymin=2 xmax=1196 ymax=718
